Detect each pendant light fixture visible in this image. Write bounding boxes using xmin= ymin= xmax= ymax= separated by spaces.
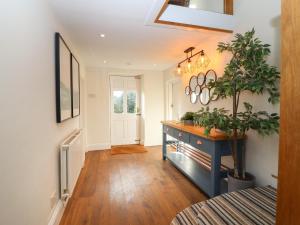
xmin=177 ymin=47 xmax=210 ymax=75
xmin=177 ymin=64 xmax=181 ymax=74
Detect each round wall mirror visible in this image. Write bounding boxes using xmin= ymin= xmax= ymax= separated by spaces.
xmin=189 ymin=76 xmax=198 ymax=92
xmin=197 ymin=72 xmax=205 ymax=86
xmin=190 ymin=92 xmax=197 ymax=104
xmin=185 ymin=86 xmax=191 ymax=96
xmin=200 ymin=87 xmax=210 ymax=105
xmin=195 ymin=85 xmax=201 ymax=95
xmin=210 ymin=87 xmax=218 ymax=101
xmin=185 ymin=69 xmax=219 ymax=105
xmin=205 ymin=70 xmax=217 ymax=85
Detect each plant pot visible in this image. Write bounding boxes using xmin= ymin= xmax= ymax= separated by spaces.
xmin=183 ymin=120 xmax=194 ymax=125
xmin=228 ymin=171 xmax=255 ymax=192
xmin=215 ymin=128 xmax=225 ymax=134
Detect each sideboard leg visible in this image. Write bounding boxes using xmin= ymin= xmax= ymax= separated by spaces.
xmin=211 ymin=149 xmax=221 ymax=197
xmin=162 ymin=132 xmax=167 ymax=160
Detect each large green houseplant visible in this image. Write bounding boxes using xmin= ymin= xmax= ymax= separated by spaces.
xmin=194 ymin=29 xmax=280 ymax=188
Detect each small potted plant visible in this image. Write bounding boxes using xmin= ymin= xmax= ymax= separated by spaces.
xmin=180 ymin=112 xmax=196 ymax=125
xmin=194 ymin=29 xmax=280 ymax=192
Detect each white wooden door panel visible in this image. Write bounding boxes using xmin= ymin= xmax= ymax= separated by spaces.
xmin=110 ymin=76 xmax=140 ymax=146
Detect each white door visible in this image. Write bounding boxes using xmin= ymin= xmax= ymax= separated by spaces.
xmin=167 ymin=82 xmax=173 ymax=120
xmin=110 ymin=76 xmax=140 ymax=146
xmin=172 ymin=82 xmax=180 ymax=121
xmin=166 ymin=79 xmax=180 ymax=120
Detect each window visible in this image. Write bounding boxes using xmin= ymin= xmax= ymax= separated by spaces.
xmin=127 ymin=91 xmax=136 ymax=113
xmin=113 ymin=91 xmax=124 ymax=113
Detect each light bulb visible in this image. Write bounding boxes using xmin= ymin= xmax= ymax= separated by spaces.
xmin=199 ymin=50 xmax=210 ymax=68
xmin=187 ymin=59 xmax=192 ymax=70
xmin=177 ymin=65 xmax=181 ymax=74
xmin=201 ymin=56 xmax=204 ymax=64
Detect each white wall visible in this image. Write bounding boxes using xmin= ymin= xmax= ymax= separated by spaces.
xmin=164 ymin=0 xmax=280 ymax=187
xmin=86 ymin=67 xmax=164 ymax=149
xmin=0 ymin=1 xmax=86 ymax=225
xmin=143 ymin=71 xmax=165 ymax=146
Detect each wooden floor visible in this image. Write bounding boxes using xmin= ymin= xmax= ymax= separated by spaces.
xmin=59 ymin=146 xmax=207 ymax=225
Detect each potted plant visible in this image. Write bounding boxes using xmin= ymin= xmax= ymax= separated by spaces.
xmin=194 ymin=29 xmax=280 ymax=192
xmin=180 ymin=112 xmax=196 ymax=125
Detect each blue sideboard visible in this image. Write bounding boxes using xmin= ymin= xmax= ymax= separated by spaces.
xmin=162 ymin=121 xmax=245 ymax=198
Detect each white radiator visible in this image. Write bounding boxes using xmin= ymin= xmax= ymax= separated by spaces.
xmin=60 ymin=130 xmax=84 ymax=202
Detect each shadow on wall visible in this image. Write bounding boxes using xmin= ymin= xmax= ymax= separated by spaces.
xmin=271 ymin=15 xmax=281 ymax=67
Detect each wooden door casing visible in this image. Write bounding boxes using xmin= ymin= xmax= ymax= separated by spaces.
xmin=277 ymin=0 xmax=300 ymax=224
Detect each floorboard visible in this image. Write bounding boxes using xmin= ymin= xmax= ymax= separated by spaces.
xmin=59 ymin=146 xmax=207 ymax=225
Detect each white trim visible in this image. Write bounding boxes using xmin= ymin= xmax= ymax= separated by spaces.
xmin=86 ymin=143 xmax=111 ymax=151
xmin=48 ymin=200 xmax=64 ymax=225
xmin=165 ymin=78 xmax=180 ymax=120
xmin=140 ymin=139 xmax=145 ymax=145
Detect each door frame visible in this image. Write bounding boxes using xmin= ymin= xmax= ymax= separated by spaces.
xmin=277 ymin=0 xmax=300 ymax=223
xmin=165 ymin=78 xmax=180 ymax=120
xmin=109 ymin=74 xmax=142 ymax=146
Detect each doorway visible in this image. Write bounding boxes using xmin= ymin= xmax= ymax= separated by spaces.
xmin=166 ymin=78 xmax=181 ymax=121
xmin=110 ymin=76 xmax=141 ymax=146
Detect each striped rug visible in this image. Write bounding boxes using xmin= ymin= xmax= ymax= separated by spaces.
xmin=171 ymin=186 xmax=277 ymax=225
xmin=171 ymin=201 xmax=207 ymax=225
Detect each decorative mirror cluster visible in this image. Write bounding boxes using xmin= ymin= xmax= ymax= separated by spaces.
xmin=185 ymin=69 xmax=218 ymax=105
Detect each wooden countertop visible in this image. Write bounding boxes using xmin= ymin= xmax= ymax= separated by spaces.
xmin=161 ymin=121 xmax=245 ymax=141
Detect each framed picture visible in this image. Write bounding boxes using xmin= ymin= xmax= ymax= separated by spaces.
xmin=71 ymin=54 xmax=80 ymax=117
xmin=55 ymin=32 xmax=72 ymax=123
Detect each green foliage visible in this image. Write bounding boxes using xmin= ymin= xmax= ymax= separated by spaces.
xmin=113 ymin=92 xmax=124 ymax=113
xmin=236 ymin=103 xmax=280 ymax=136
xmin=212 ymin=28 xmax=280 ymax=104
xmin=194 ymin=107 xmax=231 ymax=136
xmin=180 ymin=112 xmax=196 ymax=121
xmin=194 ymin=29 xmax=280 ymax=179
xmin=127 ymin=92 xmax=137 ymax=113
xmin=194 ymin=103 xmax=280 ymax=137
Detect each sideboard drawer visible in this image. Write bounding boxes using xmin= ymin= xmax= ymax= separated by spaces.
xmin=173 ymin=129 xmax=190 ymax=143
xmin=164 ymin=125 xmax=174 ymax=137
xmin=190 ymin=135 xmax=213 ymax=155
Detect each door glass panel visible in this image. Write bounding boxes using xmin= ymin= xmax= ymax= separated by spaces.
xmin=127 ymin=91 xmax=136 ymax=113
xmin=113 ymin=91 xmax=124 ymax=113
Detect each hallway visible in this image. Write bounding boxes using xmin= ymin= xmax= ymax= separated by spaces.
xmin=60 ymin=147 xmax=207 ymax=225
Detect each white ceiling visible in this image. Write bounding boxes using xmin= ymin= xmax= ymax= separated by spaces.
xmin=50 ymin=0 xmax=227 ymax=71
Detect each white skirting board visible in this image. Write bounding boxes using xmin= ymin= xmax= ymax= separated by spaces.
xmin=48 ymin=200 xmax=64 ymax=225
xmin=86 ymin=143 xmax=111 ymax=151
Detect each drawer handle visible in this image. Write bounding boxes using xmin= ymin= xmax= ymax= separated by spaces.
xmin=178 ymin=132 xmax=182 ymax=137
xmin=196 ymin=140 xmax=202 ymax=145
